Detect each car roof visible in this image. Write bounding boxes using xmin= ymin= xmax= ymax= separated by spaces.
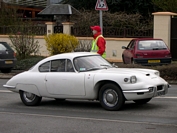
xmin=43 ymin=52 xmax=98 ymax=61
xmin=132 ymin=38 xmax=163 ymax=41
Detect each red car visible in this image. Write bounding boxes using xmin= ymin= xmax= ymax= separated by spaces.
xmin=122 ymin=38 xmax=172 ymax=65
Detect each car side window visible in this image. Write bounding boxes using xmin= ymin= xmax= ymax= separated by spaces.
xmin=130 ymin=41 xmax=135 ymax=49
xmin=39 ymin=59 xmax=75 ymax=73
xmin=51 ymin=60 xmax=61 ymax=72
xmin=66 ymin=59 xmax=74 ymax=72
xmin=56 ymin=59 xmax=66 ymax=72
xmin=39 ymin=61 xmax=50 ymax=72
xmin=127 ymin=40 xmax=135 ymax=49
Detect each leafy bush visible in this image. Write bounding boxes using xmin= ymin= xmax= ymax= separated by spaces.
xmin=14 ymin=56 xmax=46 ymax=70
xmin=71 ymin=11 xmax=153 ymax=30
xmin=45 ymin=33 xmax=79 ymax=55
xmin=74 ymin=40 xmax=92 ymax=52
xmin=9 ymin=23 xmax=40 ymax=59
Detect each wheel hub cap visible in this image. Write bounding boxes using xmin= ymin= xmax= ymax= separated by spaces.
xmin=106 ymin=93 xmax=114 ymax=103
xmin=103 ymin=89 xmax=118 ymax=107
xmin=24 ymin=92 xmax=36 ymax=102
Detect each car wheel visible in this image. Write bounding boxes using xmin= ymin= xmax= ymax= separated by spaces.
xmin=131 ymin=58 xmax=135 ymax=64
xmin=20 ymin=91 xmax=42 ymax=106
xmin=99 ymin=83 xmax=125 ymax=111
xmin=133 ymin=98 xmax=152 ymax=104
xmin=1 ymin=68 xmax=12 ymax=73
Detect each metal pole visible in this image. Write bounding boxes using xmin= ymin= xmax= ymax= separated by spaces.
xmin=100 ymin=10 xmax=103 ymax=35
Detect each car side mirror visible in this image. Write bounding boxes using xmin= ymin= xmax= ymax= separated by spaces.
xmin=112 ymin=63 xmax=118 ymax=68
xmin=122 ymin=46 xmax=127 ymax=49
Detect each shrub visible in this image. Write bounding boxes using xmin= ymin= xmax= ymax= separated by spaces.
xmin=14 ymin=56 xmax=46 ymax=70
xmin=45 ymin=33 xmax=79 ymax=55
xmin=74 ymin=40 xmax=92 ymax=52
xmin=9 ymin=23 xmax=40 ymax=59
xmin=71 ymin=11 xmax=153 ymax=30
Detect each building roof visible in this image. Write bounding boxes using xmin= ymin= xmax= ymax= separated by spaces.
xmin=38 ymin=4 xmax=80 ymax=15
xmin=2 ymin=0 xmax=46 ymax=7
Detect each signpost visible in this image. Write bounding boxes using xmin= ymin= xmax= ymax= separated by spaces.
xmin=95 ymin=0 xmax=108 ymax=34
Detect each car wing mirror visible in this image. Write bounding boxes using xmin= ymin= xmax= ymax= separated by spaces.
xmin=122 ymin=46 xmax=127 ymax=49
xmin=112 ymin=63 xmax=118 ymax=68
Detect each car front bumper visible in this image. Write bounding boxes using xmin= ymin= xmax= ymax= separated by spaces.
xmin=123 ymin=83 xmax=169 ymax=101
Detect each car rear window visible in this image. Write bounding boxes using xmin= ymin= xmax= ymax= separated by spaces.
xmin=138 ymin=40 xmax=168 ymax=50
xmin=0 ymin=42 xmax=13 ymax=51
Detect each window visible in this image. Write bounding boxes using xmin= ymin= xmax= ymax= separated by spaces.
xmin=39 ymin=61 xmax=50 ymax=72
xmin=0 ymin=43 xmax=7 ymax=51
xmin=127 ymin=40 xmax=135 ymax=49
xmin=56 ymin=59 xmax=66 ymax=72
xmin=39 ymin=59 xmax=75 ymax=72
xmin=66 ymin=59 xmax=74 ymax=72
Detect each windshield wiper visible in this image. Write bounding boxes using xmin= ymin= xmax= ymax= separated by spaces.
xmin=86 ymin=67 xmax=107 ymax=71
xmin=100 ymin=64 xmax=112 ymax=68
xmin=152 ymin=47 xmax=167 ymax=50
xmin=152 ymin=48 xmax=159 ymax=50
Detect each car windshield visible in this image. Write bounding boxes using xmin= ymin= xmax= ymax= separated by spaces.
xmin=73 ymin=55 xmax=112 ymax=72
xmin=138 ymin=40 xmax=168 ymax=50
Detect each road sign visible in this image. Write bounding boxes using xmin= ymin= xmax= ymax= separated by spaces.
xmin=95 ymin=0 xmax=108 ymax=11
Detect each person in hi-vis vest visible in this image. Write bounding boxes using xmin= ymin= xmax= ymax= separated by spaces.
xmin=90 ymin=26 xmax=106 ymax=58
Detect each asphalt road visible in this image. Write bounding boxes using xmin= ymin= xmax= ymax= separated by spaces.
xmin=0 ymin=79 xmax=177 ymax=133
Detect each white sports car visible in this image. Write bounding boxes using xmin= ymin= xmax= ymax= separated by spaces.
xmin=3 ymin=52 xmax=169 ymax=111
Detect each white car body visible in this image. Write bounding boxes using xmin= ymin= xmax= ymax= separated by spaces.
xmin=3 ymin=52 xmax=169 ymax=111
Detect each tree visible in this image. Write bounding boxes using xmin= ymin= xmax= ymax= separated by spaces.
xmin=152 ymin=0 xmax=177 ymax=13
xmin=60 ymin=0 xmax=155 ymax=17
xmin=9 ymin=22 xmax=40 ymax=59
xmin=0 ymin=3 xmax=22 ymax=26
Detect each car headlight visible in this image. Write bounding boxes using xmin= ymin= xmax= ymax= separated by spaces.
xmin=154 ymin=71 xmax=160 ymax=76
xmin=130 ymin=76 xmax=137 ymax=83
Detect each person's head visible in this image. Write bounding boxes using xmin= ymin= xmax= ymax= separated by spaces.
xmin=90 ymin=26 xmax=101 ymax=35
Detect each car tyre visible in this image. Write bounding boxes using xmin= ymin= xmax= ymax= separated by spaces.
xmin=20 ymin=91 xmax=42 ymax=106
xmin=133 ymin=98 xmax=152 ymax=104
xmin=1 ymin=68 xmax=12 ymax=73
xmin=99 ymin=83 xmax=125 ymax=111
xmin=131 ymin=58 xmax=135 ymax=64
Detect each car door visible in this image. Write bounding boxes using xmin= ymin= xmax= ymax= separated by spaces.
xmin=45 ymin=59 xmax=86 ymax=96
xmin=123 ymin=40 xmax=135 ymax=63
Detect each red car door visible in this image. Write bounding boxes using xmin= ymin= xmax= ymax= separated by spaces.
xmin=123 ymin=40 xmax=136 ymax=64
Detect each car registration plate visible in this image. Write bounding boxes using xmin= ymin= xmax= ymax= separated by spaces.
xmin=156 ymin=91 xmax=165 ymax=96
xmin=148 ymin=60 xmax=160 ymax=63
xmin=5 ymin=61 xmax=13 ymax=64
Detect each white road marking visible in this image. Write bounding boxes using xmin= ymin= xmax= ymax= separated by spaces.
xmin=0 ymin=90 xmax=12 ymax=93
xmin=0 ymin=111 xmax=176 ymax=127
xmin=155 ymin=97 xmax=177 ymax=99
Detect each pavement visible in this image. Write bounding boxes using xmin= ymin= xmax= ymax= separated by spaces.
xmin=0 ymin=70 xmax=177 ymax=84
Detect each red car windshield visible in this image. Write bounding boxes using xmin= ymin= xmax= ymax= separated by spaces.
xmin=138 ymin=40 xmax=168 ymax=50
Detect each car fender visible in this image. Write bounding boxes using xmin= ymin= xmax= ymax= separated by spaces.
xmin=16 ymin=83 xmax=41 ymax=96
